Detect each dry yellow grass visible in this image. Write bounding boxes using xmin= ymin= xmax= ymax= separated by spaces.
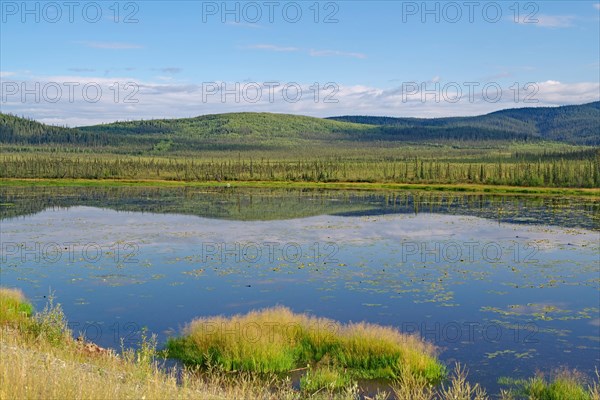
xmin=1 ymin=322 xmax=329 ymax=400
xmin=2 ymin=288 xmax=598 ymax=400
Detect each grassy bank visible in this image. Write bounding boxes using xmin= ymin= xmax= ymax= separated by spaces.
xmin=1 ymin=288 xmax=599 ymax=399
xmin=0 ymin=288 xmax=303 ymax=399
xmin=1 ymin=178 xmax=599 ymax=197
xmin=166 ymin=306 xmax=445 ymax=382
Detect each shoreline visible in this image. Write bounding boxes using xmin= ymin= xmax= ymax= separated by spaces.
xmin=1 ymin=178 xmax=599 ymax=197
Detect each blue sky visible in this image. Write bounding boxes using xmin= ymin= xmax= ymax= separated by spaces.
xmin=1 ymin=1 xmax=599 ymax=125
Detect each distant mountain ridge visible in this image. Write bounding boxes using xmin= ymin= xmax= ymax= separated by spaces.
xmin=328 ymin=102 xmax=600 ymax=145
xmin=1 ymin=102 xmax=598 ymax=149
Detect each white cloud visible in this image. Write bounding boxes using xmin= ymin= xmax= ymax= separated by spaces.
xmin=0 ymin=71 xmax=16 ymax=78
xmin=511 ymin=14 xmax=576 ymax=28
xmin=2 ymin=75 xmax=598 ymax=126
xmin=533 ymin=15 xmax=576 ymax=28
xmin=153 ymin=67 xmax=182 ymax=74
xmin=78 ymin=41 xmax=144 ymax=49
xmin=309 ymin=49 xmax=367 ymax=59
xmin=594 ymin=3 xmax=600 ymax=10
xmin=533 ymin=80 xmax=600 ymax=104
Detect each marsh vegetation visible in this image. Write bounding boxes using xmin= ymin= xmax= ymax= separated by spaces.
xmin=2 ymin=288 xmax=599 ymax=399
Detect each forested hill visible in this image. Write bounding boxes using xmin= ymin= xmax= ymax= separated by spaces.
xmin=0 ymin=112 xmax=373 ymax=151
xmin=0 ymin=113 xmax=109 ymax=146
xmin=329 ymin=102 xmax=600 ymax=145
xmin=1 ymin=102 xmax=598 ymax=150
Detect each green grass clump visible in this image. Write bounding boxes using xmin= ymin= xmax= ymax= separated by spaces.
xmin=0 ymin=288 xmax=33 ymax=328
xmin=166 ymin=306 xmax=446 ymax=385
xmin=29 ymin=293 xmax=70 ymax=345
xmin=0 ymin=287 xmax=303 ymax=400
xmin=2 ymin=286 xmax=599 ymax=399
xmin=499 ymin=369 xmax=600 ymax=400
xmin=0 ymin=288 xmax=71 ymax=346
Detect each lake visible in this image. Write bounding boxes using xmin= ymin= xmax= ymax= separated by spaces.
xmin=1 ymin=185 xmax=598 ymax=393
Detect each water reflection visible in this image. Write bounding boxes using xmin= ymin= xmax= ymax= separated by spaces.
xmin=0 ymin=186 xmax=598 ymax=393
xmin=1 ymin=185 xmax=599 ymax=230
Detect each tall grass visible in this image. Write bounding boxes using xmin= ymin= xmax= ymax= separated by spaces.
xmin=0 ymin=287 xmax=33 ymax=328
xmin=166 ymin=306 xmax=446 ymax=383
xmin=499 ymin=369 xmax=600 ymax=400
xmin=2 ymin=288 xmax=599 ymax=399
xmin=393 ymin=364 xmax=487 ymax=400
xmin=0 ymin=288 xmax=325 ymax=399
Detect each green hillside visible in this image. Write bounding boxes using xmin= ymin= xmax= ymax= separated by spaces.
xmin=0 ymin=112 xmax=378 ymax=152
xmin=1 ymin=101 xmax=599 ymax=187
xmin=81 ymin=112 xmax=372 ymax=138
xmin=329 ymin=102 xmax=600 ymax=145
xmin=1 ymin=103 xmax=598 ymax=152
xmin=0 ymin=113 xmax=109 ymax=146
xmin=78 ymin=112 xmax=376 ymax=152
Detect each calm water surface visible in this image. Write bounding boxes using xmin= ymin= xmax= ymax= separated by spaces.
xmin=1 ymin=186 xmax=598 ymax=393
